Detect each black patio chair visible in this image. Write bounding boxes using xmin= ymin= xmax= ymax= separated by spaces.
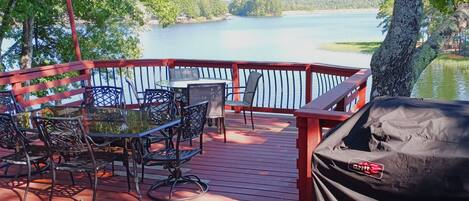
xmin=125 ymin=76 xmax=144 ymax=107
xmin=169 ymin=68 xmax=200 ymax=81
xmin=82 ymin=86 xmax=125 ymax=108
xmin=0 ymin=113 xmax=48 ymax=201
xmin=139 ymin=89 xmax=177 ymax=181
xmin=144 ymin=101 xmax=209 ymax=201
xmin=0 ymin=90 xmax=24 ymax=114
xmin=34 ymin=116 xmax=116 ymax=201
xmin=225 ymin=71 xmax=262 ymax=130
xmin=188 ymin=83 xmax=226 ymax=143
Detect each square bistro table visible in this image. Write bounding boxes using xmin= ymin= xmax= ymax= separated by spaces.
xmin=24 ymin=106 xmax=180 ymax=199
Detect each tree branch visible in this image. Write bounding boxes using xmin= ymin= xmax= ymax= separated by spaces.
xmin=412 ymin=3 xmax=469 ymax=81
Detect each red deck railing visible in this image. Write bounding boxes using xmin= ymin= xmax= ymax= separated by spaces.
xmin=0 ymin=59 xmax=371 ymax=201
xmin=294 ymin=68 xmax=371 ymax=201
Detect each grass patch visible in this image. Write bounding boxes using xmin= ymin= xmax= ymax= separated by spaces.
xmin=320 ymin=41 xmax=469 ymax=66
xmin=320 ymin=41 xmax=381 ymax=54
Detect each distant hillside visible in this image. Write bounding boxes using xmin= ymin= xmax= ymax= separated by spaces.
xmin=282 ymin=0 xmax=381 ymax=11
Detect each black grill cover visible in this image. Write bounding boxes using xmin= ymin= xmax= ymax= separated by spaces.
xmin=313 ymin=97 xmax=469 ymax=201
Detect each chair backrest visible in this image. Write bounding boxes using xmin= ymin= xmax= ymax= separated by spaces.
xmin=124 ymin=76 xmax=141 ymax=104
xmin=188 ymin=83 xmax=225 ymax=119
xmin=177 ymin=102 xmax=208 ymax=152
xmin=0 ymin=113 xmax=28 ymax=151
xmin=169 ymin=68 xmax=200 ymax=81
xmin=243 ymin=72 xmax=263 ymax=105
xmin=83 ymin=86 xmax=124 ymax=108
xmin=141 ymin=89 xmax=177 ymax=125
xmin=0 ymin=91 xmax=23 ymax=114
xmin=34 ymin=117 xmax=95 ymax=160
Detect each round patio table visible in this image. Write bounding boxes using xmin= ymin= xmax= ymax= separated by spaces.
xmin=156 ymin=79 xmax=232 ymax=89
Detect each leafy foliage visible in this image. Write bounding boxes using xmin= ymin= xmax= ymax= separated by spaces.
xmin=281 ymin=0 xmax=380 ymax=11
xmin=229 ymin=0 xmax=282 ymax=16
xmin=0 ymin=0 xmax=177 ymax=68
xmin=174 ymin=0 xmax=227 ymax=19
xmin=0 ymin=0 xmax=178 ymax=102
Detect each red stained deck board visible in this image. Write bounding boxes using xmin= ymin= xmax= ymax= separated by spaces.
xmin=0 ymin=112 xmax=299 ymax=201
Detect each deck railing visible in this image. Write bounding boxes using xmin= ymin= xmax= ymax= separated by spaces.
xmin=0 ymin=58 xmax=371 ymax=201
xmin=294 ymin=68 xmax=371 ymax=201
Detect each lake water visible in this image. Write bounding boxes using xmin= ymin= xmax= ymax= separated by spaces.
xmin=141 ymin=11 xmax=382 ymax=67
xmin=141 ymin=11 xmax=469 ymax=101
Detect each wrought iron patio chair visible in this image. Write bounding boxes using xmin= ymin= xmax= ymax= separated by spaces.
xmin=0 ymin=90 xmax=24 ymax=114
xmin=0 ymin=113 xmax=48 ymax=201
xmin=144 ymin=101 xmax=209 ymax=201
xmin=34 ymin=116 xmax=117 ymax=201
xmin=125 ymin=76 xmax=144 ymax=107
xmin=139 ymin=89 xmax=177 ymax=180
xmin=188 ymin=83 xmax=226 ymax=143
xmin=82 ymin=86 xmax=125 ymax=108
xmin=169 ymin=68 xmax=200 ymax=81
xmin=226 ymin=71 xmax=262 ymax=130
xmin=168 ymin=68 xmax=200 ymax=106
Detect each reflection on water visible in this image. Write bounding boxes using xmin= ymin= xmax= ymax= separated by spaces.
xmin=412 ymin=62 xmax=469 ymax=101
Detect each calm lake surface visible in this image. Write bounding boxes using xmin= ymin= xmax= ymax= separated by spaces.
xmin=141 ymin=11 xmax=469 ymax=101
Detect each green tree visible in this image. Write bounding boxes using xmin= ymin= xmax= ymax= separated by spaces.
xmin=0 ymin=0 xmax=177 ymax=99
xmin=370 ymin=0 xmax=469 ymax=98
xmin=229 ymin=0 xmax=282 ymax=16
xmin=0 ymin=0 xmax=177 ymax=69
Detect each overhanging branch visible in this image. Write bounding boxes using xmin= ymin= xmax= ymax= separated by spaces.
xmin=411 ymin=3 xmax=469 ymax=81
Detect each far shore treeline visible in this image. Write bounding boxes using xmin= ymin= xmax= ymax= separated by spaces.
xmin=174 ymin=0 xmax=381 ymax=18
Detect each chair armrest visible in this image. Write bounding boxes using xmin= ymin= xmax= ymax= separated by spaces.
xmin=87 ymin=136 xmax=118 ymax=147
xmin=226 ymin=86 xmax=246 ymax=89
xmin=225 ymin=91 xmax=255 ymax=99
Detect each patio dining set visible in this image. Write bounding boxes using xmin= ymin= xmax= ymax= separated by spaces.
xmin=0 ymin=68 xmax=262 ymax=201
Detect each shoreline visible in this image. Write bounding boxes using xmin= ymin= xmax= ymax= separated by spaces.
xmin=283 ymin=8 xmax=378 ymax=16
xmin=148 ymin=9 xmax=378 ymax=25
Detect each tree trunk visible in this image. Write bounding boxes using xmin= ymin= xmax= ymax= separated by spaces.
xmin=370 ymin=0 xmax=423 ymax=98
xmin=371 ymin=1 xmax=469 ymax=99
xmin=20 ymin=17 xmax=34 ymax=102
xmin=20 ymin=17 xmax=34 ymax=70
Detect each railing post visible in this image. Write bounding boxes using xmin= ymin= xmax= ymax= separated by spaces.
xmin=296 ymin=116 xmax=322 ymax=201
xmin=334 ymin=98 xmax=345 ymax=112
xmin=232 ymin=63 xmax=241 ymax=113
xmin=305 ymin=64 xmax=313 ymax=103
xmin=11 ymin=76 xmax=24 ymax=107
xmin=357 ymin=82 xmax=367 ymax=109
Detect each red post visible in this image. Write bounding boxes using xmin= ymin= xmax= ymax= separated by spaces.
xmin=356 ymin=82 xmax=367 ymax=109
xmin=296 ymin=116 xmax=322 ymax=201
xmin=66 ymin=0 xmax=81 ymax=61
xmin=232 ymin=63 xmax=241 ymax=113
xmin=11 ymin=73 xmax=24 ymax=107
xmin=305 ymin=64 xmax=313 ymax=103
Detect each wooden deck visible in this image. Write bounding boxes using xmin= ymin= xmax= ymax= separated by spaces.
xmin=0 ymin=112 xmax=298 ymax=201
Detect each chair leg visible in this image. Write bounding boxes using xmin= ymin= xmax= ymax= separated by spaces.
xmin=141 ymin=163 xmax=145 ymax=182
xmin=92 ymin=171 xmax=98 ymax=201
xmin=87 ymin=172 xmax=93 ymax=187
xmin=49 ymin=167 xmax=56 ymax=201
xmin=24 ymin=160 xmax=32 ymax=201
xmin=222 ymin=118 xmax=227 ymax=143
xmin=111 ymin=161 xmax=115 ymax=176
xmin=243 ymin=108 xmax=247 ymax=124
xmin=123 ymin=155 xmax=131 ymax=192
xmin=250 ymin=107 xmax=254 ymax=130
xmin=69 ymin=171 xmax=75 ymax=185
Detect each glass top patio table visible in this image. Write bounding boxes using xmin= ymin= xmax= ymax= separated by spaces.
xmin=156 ymin=79 xmax=232 ymax=89
xmin=17 ymin=106 xmax=180 ymax=138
